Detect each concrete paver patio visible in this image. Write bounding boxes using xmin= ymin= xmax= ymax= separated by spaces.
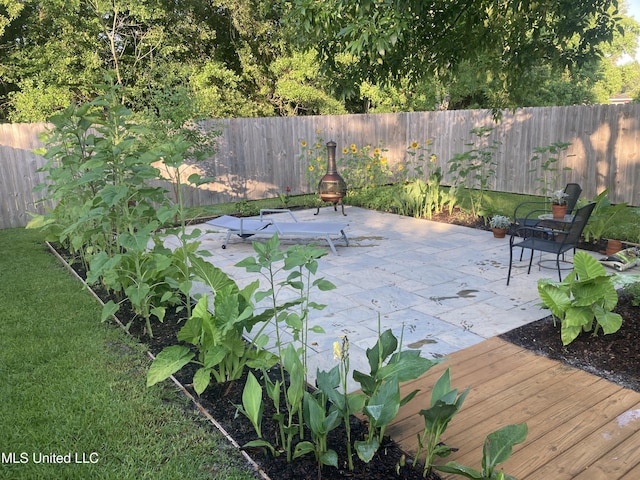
xmin=179 ymin=206 xmax=579 ymax=390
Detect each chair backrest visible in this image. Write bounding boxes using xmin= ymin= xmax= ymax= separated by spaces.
xmin=563 ymin=202 xmax=596 ymax=246
xmin=564 ymin=183 xmax=582 ymax=213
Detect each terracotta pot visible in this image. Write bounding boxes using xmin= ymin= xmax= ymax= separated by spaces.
xmin=552 ymin=204 xmax=567 ymax=219
xmin=606 ymin=239 xmax=623 ymax=256
xmin=492 ymin=227 xmax=507 ymax=239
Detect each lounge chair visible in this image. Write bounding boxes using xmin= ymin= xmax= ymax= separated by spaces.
xmin=206 ymin=210 xmax=349 ymax=255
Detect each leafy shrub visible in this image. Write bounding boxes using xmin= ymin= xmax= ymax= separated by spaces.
xmin=537 ymin=251 xmax=622 ymax=345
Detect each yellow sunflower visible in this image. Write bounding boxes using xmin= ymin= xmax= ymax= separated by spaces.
xmin=410 ymin=141 xmax=419 ymax=149
xmin=301 ymin=140 xmax=307 ymax=147
xmin=308 ymin=165 xmax=314 ymax=171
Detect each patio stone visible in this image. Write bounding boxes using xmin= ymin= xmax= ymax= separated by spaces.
xmin=191 ymin=206 xmax=565 ymax=390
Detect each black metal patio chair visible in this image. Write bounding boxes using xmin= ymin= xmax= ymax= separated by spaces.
xmin=506 ymin=202 xmax=596 ymax=285
xmin=513 ymin=183 xmax=582 ymax=229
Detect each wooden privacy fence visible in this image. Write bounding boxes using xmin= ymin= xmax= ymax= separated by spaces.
xmin=1 ymin=103 xmax=639 ymax=229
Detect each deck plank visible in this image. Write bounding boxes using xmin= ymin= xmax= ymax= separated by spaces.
xmin=388 ymin=338 xmax=640 ymax=480
xmin=571 ymin=427 xmax=640 ymax=479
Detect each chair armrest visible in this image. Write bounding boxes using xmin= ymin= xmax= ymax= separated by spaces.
xmin=513 ymin=200 xmax=548 ymax=218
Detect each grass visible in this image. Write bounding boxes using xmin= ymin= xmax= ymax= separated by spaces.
xmin=0 ymin=228 xmax=257 ymax=480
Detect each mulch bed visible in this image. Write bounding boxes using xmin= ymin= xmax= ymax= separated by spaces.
xmin=54 ymin=246 xmax=437 ymax=480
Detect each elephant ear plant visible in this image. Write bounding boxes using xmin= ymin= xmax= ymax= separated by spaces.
xmin=146 ymin=256 xmax=278 ymax=394
xmin=537 ymin=251 xmax=622 ymax=345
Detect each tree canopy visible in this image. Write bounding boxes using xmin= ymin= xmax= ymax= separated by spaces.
xmin=284 ymin=0 xmax=625 ymax=109
xmin=0 ymin=0 xmax=638 ymax=122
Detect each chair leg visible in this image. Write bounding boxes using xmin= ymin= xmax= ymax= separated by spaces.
xmin=527 ymin=250 xmax=534 ymax=274
xmin=507 ymin=245 xmax=514 ymax=285
xmin=556 ymin=255 xmax=562 ymax=281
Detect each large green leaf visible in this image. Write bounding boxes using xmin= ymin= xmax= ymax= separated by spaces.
xmin=366 ymin=329 xmax=398 ymax=374
xmin=191 ymin=256 xmax=238 ymax=293
xmin=572 ymin=251 xmax=606 ymax=280
xmin=193 ymin=367 xmax=211 ymax=395
xmin=364 ymin=379 xmax=400 ymax=427
xmin=146 ymin=345 xmax=194 ymax=387
xmin=242 ymin=371 xmax=264 ymax=437
xmin=594 ymin=308 xmax=623 ymax=335
xmin=537 ymin=280 xmax=571 ymax=318
xmin=377 ymin=351 xmax=437 ymax=382
xmin=482 ymin=423 xmax=528 ymax=474
xmin=355 ymin=437 xmax=380 ymax=463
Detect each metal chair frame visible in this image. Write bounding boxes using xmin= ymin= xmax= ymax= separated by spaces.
xmin=506 ymin=202 xmax=596 ymax=285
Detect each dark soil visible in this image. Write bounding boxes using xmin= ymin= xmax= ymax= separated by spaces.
xmin=499 ymin=292 xmax=640 ymax=392
xmin=51 ymin=207 xmax=640 ymax=479
xmin=55 ymin=249 xmax=433 ymax=480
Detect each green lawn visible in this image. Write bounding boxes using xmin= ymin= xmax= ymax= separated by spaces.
xmin=0 ymin=228 xmax=256 ymax=480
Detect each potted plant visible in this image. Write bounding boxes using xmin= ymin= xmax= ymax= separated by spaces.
xmin=550 ymin=190 xmax=569 ymax=218
xmin=489 ymin=215 xmax=511 ymax=238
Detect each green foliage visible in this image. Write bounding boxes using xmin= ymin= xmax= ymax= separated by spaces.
xmin=392 ymin=139 xmax=454 ymax=219
xmin=338 ymin=141 xmax=397 ymax=190
xmin=270 ymin=50 xmax=348 ymax=116
xmin=298 ymin=132 xmax=328 ymax=192
xmin=286 ymin=1 xmax=621 ymax=110
xmin=352 ymin=324 xmax=440 ymax=462
xmin=345 ymin=184 xmax=401 ymax=212
xmin=315 ymin=338 xmax=366 ymax=471
xmin=436 ymin=423 xmax=528 ymax=480
xmin=581 ymin=189 xmax=628 ymax=242
xmin=29 ymin=84 xmax=169 ymax=257
xmin=447 ymin=127 xmax=500 ymax=218
xmin=29 ymin=84 xmax=224 ymax=336
xmin=0 ymin=228 xmax=256 ymax=480
xmin=235 ymin=236 xmax=335 ymax=462
xmin=294 ymin=390 xmax=342 ymax=469
xmin=88 ymin=238 xmax=184 ymax=337
xmin=395 ymin=177 xmax=446 ymax=220
xmin=415 ymin=368 xmax=469 ymax=476
xmin=528 ymin=142 xmax=573 ymax=199
xmin=147 ymin=258 xmax=278 ymax=391
xmin=489 ymin=215 xmax=511 ymax=229
xmin=537 ymin=251 xmax=623 ymax=345
xmin=625 ymin=282 xmax=640 ymax=307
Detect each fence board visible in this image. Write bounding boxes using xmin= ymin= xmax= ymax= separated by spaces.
xmin=1 ymin=104 xmax=639 ymax=229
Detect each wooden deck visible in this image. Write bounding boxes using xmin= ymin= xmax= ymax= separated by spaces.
xmin=388 ymin=337 xmax=640 ymax=479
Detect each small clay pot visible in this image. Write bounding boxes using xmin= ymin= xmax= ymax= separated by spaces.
xmin=606 ymin=239 xmax=623 ymax=256
xmin=552 ymin=204 xmax=567 ymax=219
xmin=492 ymin=228 xmax=507 ymax=239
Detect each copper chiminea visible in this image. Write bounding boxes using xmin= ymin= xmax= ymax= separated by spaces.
xmin=316 ymin=141 xmax=347 ymax=216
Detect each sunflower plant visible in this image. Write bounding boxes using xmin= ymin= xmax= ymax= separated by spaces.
xmin=298 ymin=130 xmax=327 ymax=192
xmin=337 ymin=140 xmax=394 ymax=190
